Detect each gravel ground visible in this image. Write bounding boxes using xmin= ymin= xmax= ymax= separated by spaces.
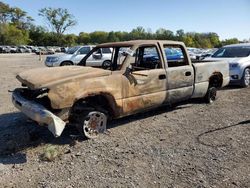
xmin=0 ymin=54 xmax=249 ymax=188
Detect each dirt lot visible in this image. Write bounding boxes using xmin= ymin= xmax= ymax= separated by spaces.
xmin=0 ymin=54 xmax=249 ymax=188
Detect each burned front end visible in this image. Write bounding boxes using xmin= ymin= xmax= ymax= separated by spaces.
xmin=12 ymin=87 xmax=67 ymax=137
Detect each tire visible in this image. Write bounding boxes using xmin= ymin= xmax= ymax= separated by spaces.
xmin=61 ymin=61 xmax=73 ymax=66
xmin=73 ymin=102 xmax=108 ymax=139
xmin=204 ymin=87 xmax=217 ymax=104
xmin=102 ymin=60 xmax=111 ymax=70
xmin=241 ymin=68 xmax=250 ymax=87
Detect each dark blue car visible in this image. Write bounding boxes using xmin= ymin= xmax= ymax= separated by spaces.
xmin=143 ymin=48 xmax=184 ymax=62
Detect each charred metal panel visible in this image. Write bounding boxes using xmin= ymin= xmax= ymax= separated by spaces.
xmin=166 ymin=66 xmax=194 ymax=102
xmin=193 ymin=62 xmax=230 ymax=86
xmin=192 ymin=82 xmax=209 ymax=98
xmin=122 ymin=69 xmax=168 ymax=115
xmin=122 ymin=91 xmax=167 ymax=116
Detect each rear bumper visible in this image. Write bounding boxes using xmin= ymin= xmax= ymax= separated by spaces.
xmin=12 ymin=89 xmax=66 ymax=137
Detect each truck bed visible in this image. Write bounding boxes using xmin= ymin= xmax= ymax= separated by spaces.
xmin=193 ymin=60 xmax=229 ymax=85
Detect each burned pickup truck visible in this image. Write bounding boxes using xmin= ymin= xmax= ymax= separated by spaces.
xmin=12 ymin=40 xmax=230 ymax=138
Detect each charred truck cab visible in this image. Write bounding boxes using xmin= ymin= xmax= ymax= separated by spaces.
xmin=12 ymin=40 xmax=230 ymax=139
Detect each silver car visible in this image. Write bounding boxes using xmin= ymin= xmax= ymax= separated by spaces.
xmin=45 ymin=45 xmax=112 ymax=67
xmin=205 ymin=43 xmax=250 ymax=87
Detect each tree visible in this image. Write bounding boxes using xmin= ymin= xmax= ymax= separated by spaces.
xmin=107 ymin=31 xmax=119 ymax=42
xmin=39 ymin=7 xmax=77 ymax=35
xmin=156 ymin=28 xmax=175 ymax=40
xmin=221 ymin=38 xmax=239 ymax=46
xmin=89 ymin=31 xmax=108 ymax=44
xmin=63 ymin=34 xmax=77 ymax=46
xmin=78 ymin=32 xmax=90 ymax=44
xmin=176 ymin=29 xmax=185 ymax=40
xmin=208 ymin=32 xmax=220 ymax=47
xmin=0 ymin=1 xmax=11 ymax=23
xmin=130 ymin=26 xmax=146 ymax=39
xmin=183 ymin=35 xmax=195 ymax=47
xmin=0 ymin=24 xmax=30 ymax=45
xmin=10 ymin=7 xmax=34 ymax=29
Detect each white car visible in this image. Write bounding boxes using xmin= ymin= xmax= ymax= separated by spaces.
xmin=45 ymin=46 xmax=112 ymax=67
xmin=205 ymin=43 xmax=250 ymax=87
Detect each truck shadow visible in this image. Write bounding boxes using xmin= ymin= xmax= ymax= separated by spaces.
xmin=108 ymin=99 xmax=202 ymax=129
xmin=0 ymin=99 xmax=203 ymax=163
xmin=0 ymin=112 xmax=80 ymax=157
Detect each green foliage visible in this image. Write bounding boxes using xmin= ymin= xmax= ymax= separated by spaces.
xmin=221 ymin=38 xmax=239 ymax=46
xmin=0 ymin=23 xmax=30 ymax=45
xmin=89 ymin=31 xmax=108 ymax=44
xmin=42 ymin=145 xmax=60 ymax=162
xmin=156 ymin=28 xmax=175 ymax=40
xmin=78 ymin=32 xmax=91 ymax=44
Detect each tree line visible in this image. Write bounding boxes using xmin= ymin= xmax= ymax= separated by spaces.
xmin=0 ymin=1 xmax=246 ymax=48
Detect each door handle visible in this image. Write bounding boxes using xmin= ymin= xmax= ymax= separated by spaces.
xmin=185 ymin=71 xmax=192 ymax=76
xmin=159 ymin=74 xmax=166 ymax=80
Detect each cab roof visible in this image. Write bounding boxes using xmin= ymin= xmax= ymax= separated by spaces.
xmin=96 ymin=40 xmax=185 ymax=48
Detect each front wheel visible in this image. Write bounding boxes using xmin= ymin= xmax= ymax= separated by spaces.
xmin=74 ymin=104 xmax=108 ymax=139
xmin=204 ymin=87 xmax=217 ymax=104
xmin=61 ymin=61 xmax=73 ymax=66
xmin=81 ymin=111 xmax=107 ymax=139
xmin=241 ymin=68 xmax=250 ymax=87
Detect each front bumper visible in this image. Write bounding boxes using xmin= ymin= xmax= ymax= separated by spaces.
xmin=12 ymin=89 xmax=66 ymax=137
xmin=45 ymin=61 xmax=55 ymax=67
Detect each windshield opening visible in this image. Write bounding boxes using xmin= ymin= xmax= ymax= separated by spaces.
xmin=66 ymin=46 xmax=80 ymax=54
xmin=212 ymin=46 xmax=250 ymax=58
xmin=79 ymin=46 xmax=133 ymax=71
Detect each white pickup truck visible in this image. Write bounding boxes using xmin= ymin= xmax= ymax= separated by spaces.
xmin=12 ymin=40 xmax=230 ymax=138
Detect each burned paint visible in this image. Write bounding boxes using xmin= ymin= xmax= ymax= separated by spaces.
xmin=12 ymin=40 xmax=230 ymax=138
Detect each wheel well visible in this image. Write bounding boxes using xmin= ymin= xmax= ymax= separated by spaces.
xmin=60 ymin=61 xmax=73 ymax=66
xmin=72 ymin=94 xmax=116 ymax=119
xmin=209 ymin=72 xmax=223 ymax=88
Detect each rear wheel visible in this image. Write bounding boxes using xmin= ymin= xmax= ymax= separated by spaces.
xmin=102 ymin=60 xmax=111 ymax=70
xmin=204 ymin=87 xmax=217 ymax=104
xmin=241 ymin=68 xmax=250 ymax=87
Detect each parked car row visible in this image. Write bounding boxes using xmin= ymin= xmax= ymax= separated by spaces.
xmin=0 ymin=45 xmax=68 ymax=54
xmin=187 ymin=47 xmax=218 ymax=60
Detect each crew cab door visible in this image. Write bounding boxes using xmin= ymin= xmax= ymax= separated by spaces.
xmin=122 ymin=45 xmax=168 ymax=115
xmin=162 ymin=44 xmax=194 ymax=103
xmin=85 ymin=48 xmax=112 ymax=67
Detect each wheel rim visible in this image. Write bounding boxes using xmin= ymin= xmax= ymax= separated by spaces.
xmin=102 ymin=61 xmax=111 ymax=69
xmin=83 ymin=111 xmax=107 ymax=139
xmin=244 ymin=69 xmax=250 ymax=86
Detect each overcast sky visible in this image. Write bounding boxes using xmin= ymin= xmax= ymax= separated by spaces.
xmin=3 ymin=0 xmax=250 ymax=40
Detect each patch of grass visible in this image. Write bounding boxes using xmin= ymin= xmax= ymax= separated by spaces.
xmin=41 ymin=145 xmax=60 ymax=162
